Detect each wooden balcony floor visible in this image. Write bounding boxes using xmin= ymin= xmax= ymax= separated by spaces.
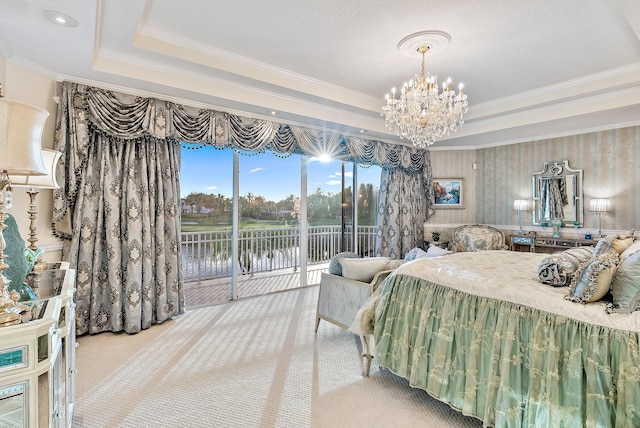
xmin=184 ymin=263 xmax=329 ymax=308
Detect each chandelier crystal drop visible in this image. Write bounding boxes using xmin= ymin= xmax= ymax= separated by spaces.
xmin=381 ymin=45 xmax=468 ymax=148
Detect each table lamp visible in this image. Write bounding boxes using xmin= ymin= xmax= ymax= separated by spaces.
xmin=10 ymin=148 xmax=61 ymax=289
xmin=0 ymin=97 xmax=48 ymax=324
xmin=589 ymin=198 xmax=610 ymax=238
xmin=513 ymin=199 xmax=531 ymax=233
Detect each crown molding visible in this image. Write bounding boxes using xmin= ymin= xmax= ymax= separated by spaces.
xmin=133 ymin=25 xmax=382 ymax=113
xmin=442 ymin=85 xmax=640 ymax=140
xmin=93 ymin=49 xmax=392 ymax=127
xmin=467 ymin=63 xmax=640 ymax=120
xmin=7 ymin=56 xmax=60 ymax=81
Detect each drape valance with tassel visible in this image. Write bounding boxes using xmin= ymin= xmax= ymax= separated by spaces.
xmin=53 ymin=81 xmax=434 ymax=240
xmin=79 ymin=82 xmax=433 ymax=168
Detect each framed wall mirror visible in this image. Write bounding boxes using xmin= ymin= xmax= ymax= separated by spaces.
xmin=532 ymin=160 xmax=583 ymax=226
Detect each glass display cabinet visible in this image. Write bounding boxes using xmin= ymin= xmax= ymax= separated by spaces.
xmin=0 ymin=265 xmax=76 ymax=427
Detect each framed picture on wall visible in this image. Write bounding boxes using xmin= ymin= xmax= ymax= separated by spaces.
xmin=433 ymin=178 xmax=464 ymax=209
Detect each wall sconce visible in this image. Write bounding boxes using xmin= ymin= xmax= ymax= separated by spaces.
xmin=589 ymin=198 xmax=610 ymax=238
xmin=0 ymin=97 xmax=48 ymax=325
xmin=9 ymin=148 xmax=61 ymax=288
xmin=513 ymin=199 xmax=531 ymax=233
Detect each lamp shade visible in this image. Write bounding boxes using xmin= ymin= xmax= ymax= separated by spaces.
xmin=9 ymin=148 xmax=61 ymax=189
xmin=0 ymin=98 xmax=48 ymax=176
xmin=513 ymin=199 xmax=531 ymax=212
xmin=589 ymin=198 xmax=610 ymax=213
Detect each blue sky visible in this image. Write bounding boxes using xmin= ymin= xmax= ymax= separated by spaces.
xmin=180 ymin=146 xmax=381 ymax=202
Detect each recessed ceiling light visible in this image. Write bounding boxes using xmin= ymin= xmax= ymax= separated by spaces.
xmin=42 ymin=10 xmax=79 ymax=28
xmin=270 ymin=111 xmax=277 ymax=115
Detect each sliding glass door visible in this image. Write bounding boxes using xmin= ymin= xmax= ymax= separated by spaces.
xmin=236 ymin=151 xmax=301 ymax=298
xmin=180 ymin=146 xmax=380 ymax=307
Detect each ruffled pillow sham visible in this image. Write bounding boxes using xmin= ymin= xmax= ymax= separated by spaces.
xmin=566 ymin=249 xmax=619 ymax=303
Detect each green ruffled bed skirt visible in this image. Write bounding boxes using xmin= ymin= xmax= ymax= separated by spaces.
xmin=373 ymin=274 xmax=640 ymax=427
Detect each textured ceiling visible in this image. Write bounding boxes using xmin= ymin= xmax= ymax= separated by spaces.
xmin=1 ymin=0 xmax=639 ymax=149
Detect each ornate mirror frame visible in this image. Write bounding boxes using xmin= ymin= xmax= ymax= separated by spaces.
xmin=532 ymin=160 xmax=583 ymax=227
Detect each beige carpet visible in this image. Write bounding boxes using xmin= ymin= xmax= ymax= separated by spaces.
xmin=72 ymin=286 xmax=483 ymax=428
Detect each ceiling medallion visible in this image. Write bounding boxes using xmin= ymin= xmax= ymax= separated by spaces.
xmin=381 ymin=31 xmax=468 ymax=148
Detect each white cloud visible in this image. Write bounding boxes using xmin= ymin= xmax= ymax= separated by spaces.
xmin=327 ymin=170 xmax=353 ymax=183
xmin=206 ymin=185 xmax=218 ymax=190
xmin=249 ymin=167 xmax=264 ymax=173
xmin=331 ymin=170 xmax=353 ymax=178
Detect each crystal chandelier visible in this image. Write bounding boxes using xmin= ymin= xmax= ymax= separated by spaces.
xmin=382 ymin=44 xmax=468 ymax=148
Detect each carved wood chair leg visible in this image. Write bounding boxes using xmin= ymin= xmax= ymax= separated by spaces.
xmin=362 ymin=354 xmax=372 ymax=377
xmin=360 ymin=334 xmax=373 ymax=376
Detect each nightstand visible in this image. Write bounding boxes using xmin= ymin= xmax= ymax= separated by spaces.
xmin=511 ymin=235 xmax=535 ymax=252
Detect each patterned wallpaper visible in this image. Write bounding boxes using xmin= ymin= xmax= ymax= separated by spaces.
xmin=428 ymin=125 xmax=640 ymax=236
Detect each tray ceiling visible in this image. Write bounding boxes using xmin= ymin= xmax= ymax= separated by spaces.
xmin=1 ymin=0 xmax=639 ymax=149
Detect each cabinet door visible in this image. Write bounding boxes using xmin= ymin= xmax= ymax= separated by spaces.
xmin=0 ymin=381 xmax=28 ymax=427
xmin=63 ymin=307 xmax=76 ymax=427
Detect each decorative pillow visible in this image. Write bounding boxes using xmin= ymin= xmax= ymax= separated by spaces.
xmin=592 ymin=237 xmax=614 ymax=258
xmin=426 ymin=246 xmax=451 ymax=258
xmin=537 ymin=246 xmax=594 ymax=287
xmin=340 ymin=257 xmax=391 ymax=283
xmin=566 ymin=250 xmax=619 ymax=303
xmin=611 ymin=229 xmax=635 ymax=255
xmin=620 ymin=239 xmax=640 ymax=263
xmin=404 ymin=247 xmax=428 ymax=261
xmin=606 ymin=250 xmax=640 ymax=314
xmin=328 ymin=252 xmax=361 ymax=276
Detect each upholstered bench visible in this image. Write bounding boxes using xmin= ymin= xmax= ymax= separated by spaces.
xmin=314 ymin=254 xmax=399 ymax=332
xmin=314 ymin=269 xmax=393 ymax=332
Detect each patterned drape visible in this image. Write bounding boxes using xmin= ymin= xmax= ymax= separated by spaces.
xmin=54 ymin=83 xmax=188 ymax=335
xmin=52 ymin=81 xmax=434 ymax=333
xmin=375 ymin=168 xmax=426 ymax=259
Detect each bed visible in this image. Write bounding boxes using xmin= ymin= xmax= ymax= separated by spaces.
xmin=351 ymin=250 xmax=640 ymax=427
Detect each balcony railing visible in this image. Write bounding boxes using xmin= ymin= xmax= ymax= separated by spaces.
xmin=181 ymin=225 xmax=377 ymax=282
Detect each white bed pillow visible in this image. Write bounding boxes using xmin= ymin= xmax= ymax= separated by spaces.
xmin=340 ymin=257 xmax=391 ymax=283
xmin=404 ymin=247 xmax=428 ymax=261
xmin=426 ymin=246 xmax=451 ymax=258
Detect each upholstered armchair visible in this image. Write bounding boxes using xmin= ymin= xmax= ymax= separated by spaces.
xmin=452 ymin=224 xmax=507 ymax=252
